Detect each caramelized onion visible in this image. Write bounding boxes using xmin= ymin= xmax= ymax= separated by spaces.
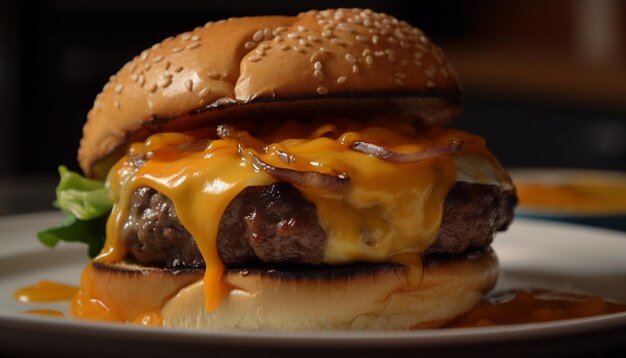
xmin=217 ymin=124 xmax=266 ymax=152
xmin=249 ymin=153 xmax=350 ymax=192
xmin=351 ymin=139 xmax=463 ymax=163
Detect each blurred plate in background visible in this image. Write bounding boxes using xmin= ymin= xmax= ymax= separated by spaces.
xmin=510 ymin=168 xmax=626 ymax=231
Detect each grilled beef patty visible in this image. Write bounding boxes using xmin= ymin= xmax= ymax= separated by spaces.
xmin=120 ymin=182 xmax=516 ymax=269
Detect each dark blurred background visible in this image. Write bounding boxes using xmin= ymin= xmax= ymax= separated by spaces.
xmin=0 ymin=0 xmax=625 ymax=213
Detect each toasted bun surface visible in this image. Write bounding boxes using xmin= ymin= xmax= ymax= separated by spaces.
xmin=79 ymin=8 xmax=461 ymax=177
xmin=89 ymin=250 xmax=497 ymax=330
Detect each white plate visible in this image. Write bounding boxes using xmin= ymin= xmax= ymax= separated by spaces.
xmin=1 ymin=212 xmax=626 ymax=357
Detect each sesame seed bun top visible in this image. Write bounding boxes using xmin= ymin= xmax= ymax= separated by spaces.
xmin=79 ymin=8 xmax=461 ymax=177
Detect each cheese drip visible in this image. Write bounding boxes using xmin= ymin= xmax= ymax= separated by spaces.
xmin=88 ymin=119 xmax=499 ymax=316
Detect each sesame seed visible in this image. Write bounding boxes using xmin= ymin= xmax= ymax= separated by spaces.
xmin=187 ymin=43 xmax=201 ymax=49
xmin=274 ymin=35 xmax=283 ymax=42
xmin=255 ymin=48 xmax=265 ymax=56
xmin=372 ymin=35 xmax=379 ymax=45
xmin=319 ymin=47 xmax=330 ymax=53
xmin=138 ymin=75 xmax=145 ymax=86
xmin=114 ymin=100 xmax=121 ymax=109
xmin=185 ymin=79 xmax=193 ymax=92
xmin=199 ymin=88 xmax=209 ymax=97
xmin=433 ymin=50 xmax=444 ymax=64
xmin=249 ymin=55 xmax=262 ymax=62
xmin=297 ymin=25 xmax=307 ymax=32
xmin=338 ymin=23 xmax=355 ymax=32
xmin=253 ymin=30 xmax=264 ymax=42
xmin=316 ymin=86 xmax=328 ymax=95
xmin=413 ymin=52 xmax=424 ymax=59
xmin=322 ymin=30 xmax=333 ymax=38
xmin=293 ymin=46 xmax=305 ymax=53
xmin=244 ymin=41 xmax=257 ymax=50
xmin=365 ymin=55 xmax=374 ymax=65
xmin=344 ymin=53 xmax=356 ymax=63
xmin=330 ymin=38 xmax=345 ymax=46
xmin=130 ymin=73 xmax=138 ymax=82
xmin=314 ymin=69 xmax=324 ymax=80
xmin=420 ymin=35 xmax=429 ymax=44
xmin=416 ymin=44 xmax=428 ymax=52
xmin=394 ymin=78 xmax=404 ymax=86
xmin=413 ymin=59 xmax=422 ymax=67
xmin=278 ymin=44 xmax=290 ymax=51
xmin=191 ymin=35 xmax=201 ymax=41
xmin=352 ymin=65 xmax=360 ymax=74
xmin=148 ymin=83 xmax=157 ymax=93
xmin=287 ymin=32 xmax=301 ymax=39
xmin=394 ymin=72 xmax=406 ymax=78
xmin=172 ymin=47 xmax=184 ymax=53
xmin=299 ymin=39 xmax=308 ymax=46
xmin=356 ymin=35 xmax=370 ymax=43
xmin=158 ymin=74 xmax=173 ymax=88
xmin=114 ymin=83 xmax=124 ymax=93
xmin=164 ymin=61 xmax=171 ymax=70
xmin=308 ymin=35 xmax=320 ymax=42
xmin=143 ymin=64 xmax=152 ymax=71
xmin=173 ymin=65 xmax=183 ymax=73
xmin=181 ymin=33 xmax=191 ymax=40
xmin=385 ymin=48 xmax=394 ymax=55
xmin=275 ymin=26 xmax=287 ymax=33
xmin=260 ymin=43 xmax=271 ymax=50
xmin=314 ymin=61 xmax=322 ymax=70
xmin=152 ymin=55 xmax=164 ymax=63
xmin=152 ymin=43 xmax=161 ymax=50
xmin=388 ymin=37 xmax=397 ymax=44
xmin=310 ymin=53 xmax=322 ymax=63
xmin=337 ymin=76 xmax=347 ymax=84
xmin=362 ymin=49 xmax=371 ymax=57
xmin=208 ymin=71 xmax=220 ymax=79
xmin=263 ymin=28 xmax=272 ymax=40
xmin=427 ymin=80 xmax=436 ymax=87
xmin=400 ymin=40 xmax=410 ymax=49
xmin=374 ymin=50 xmax=384 ymax=57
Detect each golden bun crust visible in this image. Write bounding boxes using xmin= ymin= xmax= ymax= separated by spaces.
xmin=87 ymin=250 xmax=497 ymax=330
xmin=79 ymin=9 xmax=461 ymax=177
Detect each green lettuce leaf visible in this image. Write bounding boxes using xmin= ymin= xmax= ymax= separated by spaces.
xmin=37 ymin=166 xmax=113 ymax=258
xmin=55 ymin=166 xmax=112 ymax=220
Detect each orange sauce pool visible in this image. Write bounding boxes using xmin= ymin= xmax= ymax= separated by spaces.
xmin=13 ymin=280 xmax=78 ymax=303
xmin=447 ymin=290 xmax=626 ymax=327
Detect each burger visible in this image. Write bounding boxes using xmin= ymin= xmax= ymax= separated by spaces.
xmin=40 ymin=8 xmax=516 ymax=330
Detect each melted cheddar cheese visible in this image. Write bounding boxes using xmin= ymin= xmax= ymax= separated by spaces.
xmin=73 ymin=119 xmax=510 ymax=320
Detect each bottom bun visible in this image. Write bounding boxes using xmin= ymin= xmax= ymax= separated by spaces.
xmin=87 ymin=250 xmax=497 ymax=329
xmin=162 ymin=249 xmax=498 ymax=330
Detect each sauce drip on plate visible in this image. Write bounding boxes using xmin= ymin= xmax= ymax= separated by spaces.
xmin=13 ymin=280 xmax=78 ymax=303
xmin=22 ymin=309 xmax=65 ymax=317
xmin=447 ymin=289 xmax=626 ymax=327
